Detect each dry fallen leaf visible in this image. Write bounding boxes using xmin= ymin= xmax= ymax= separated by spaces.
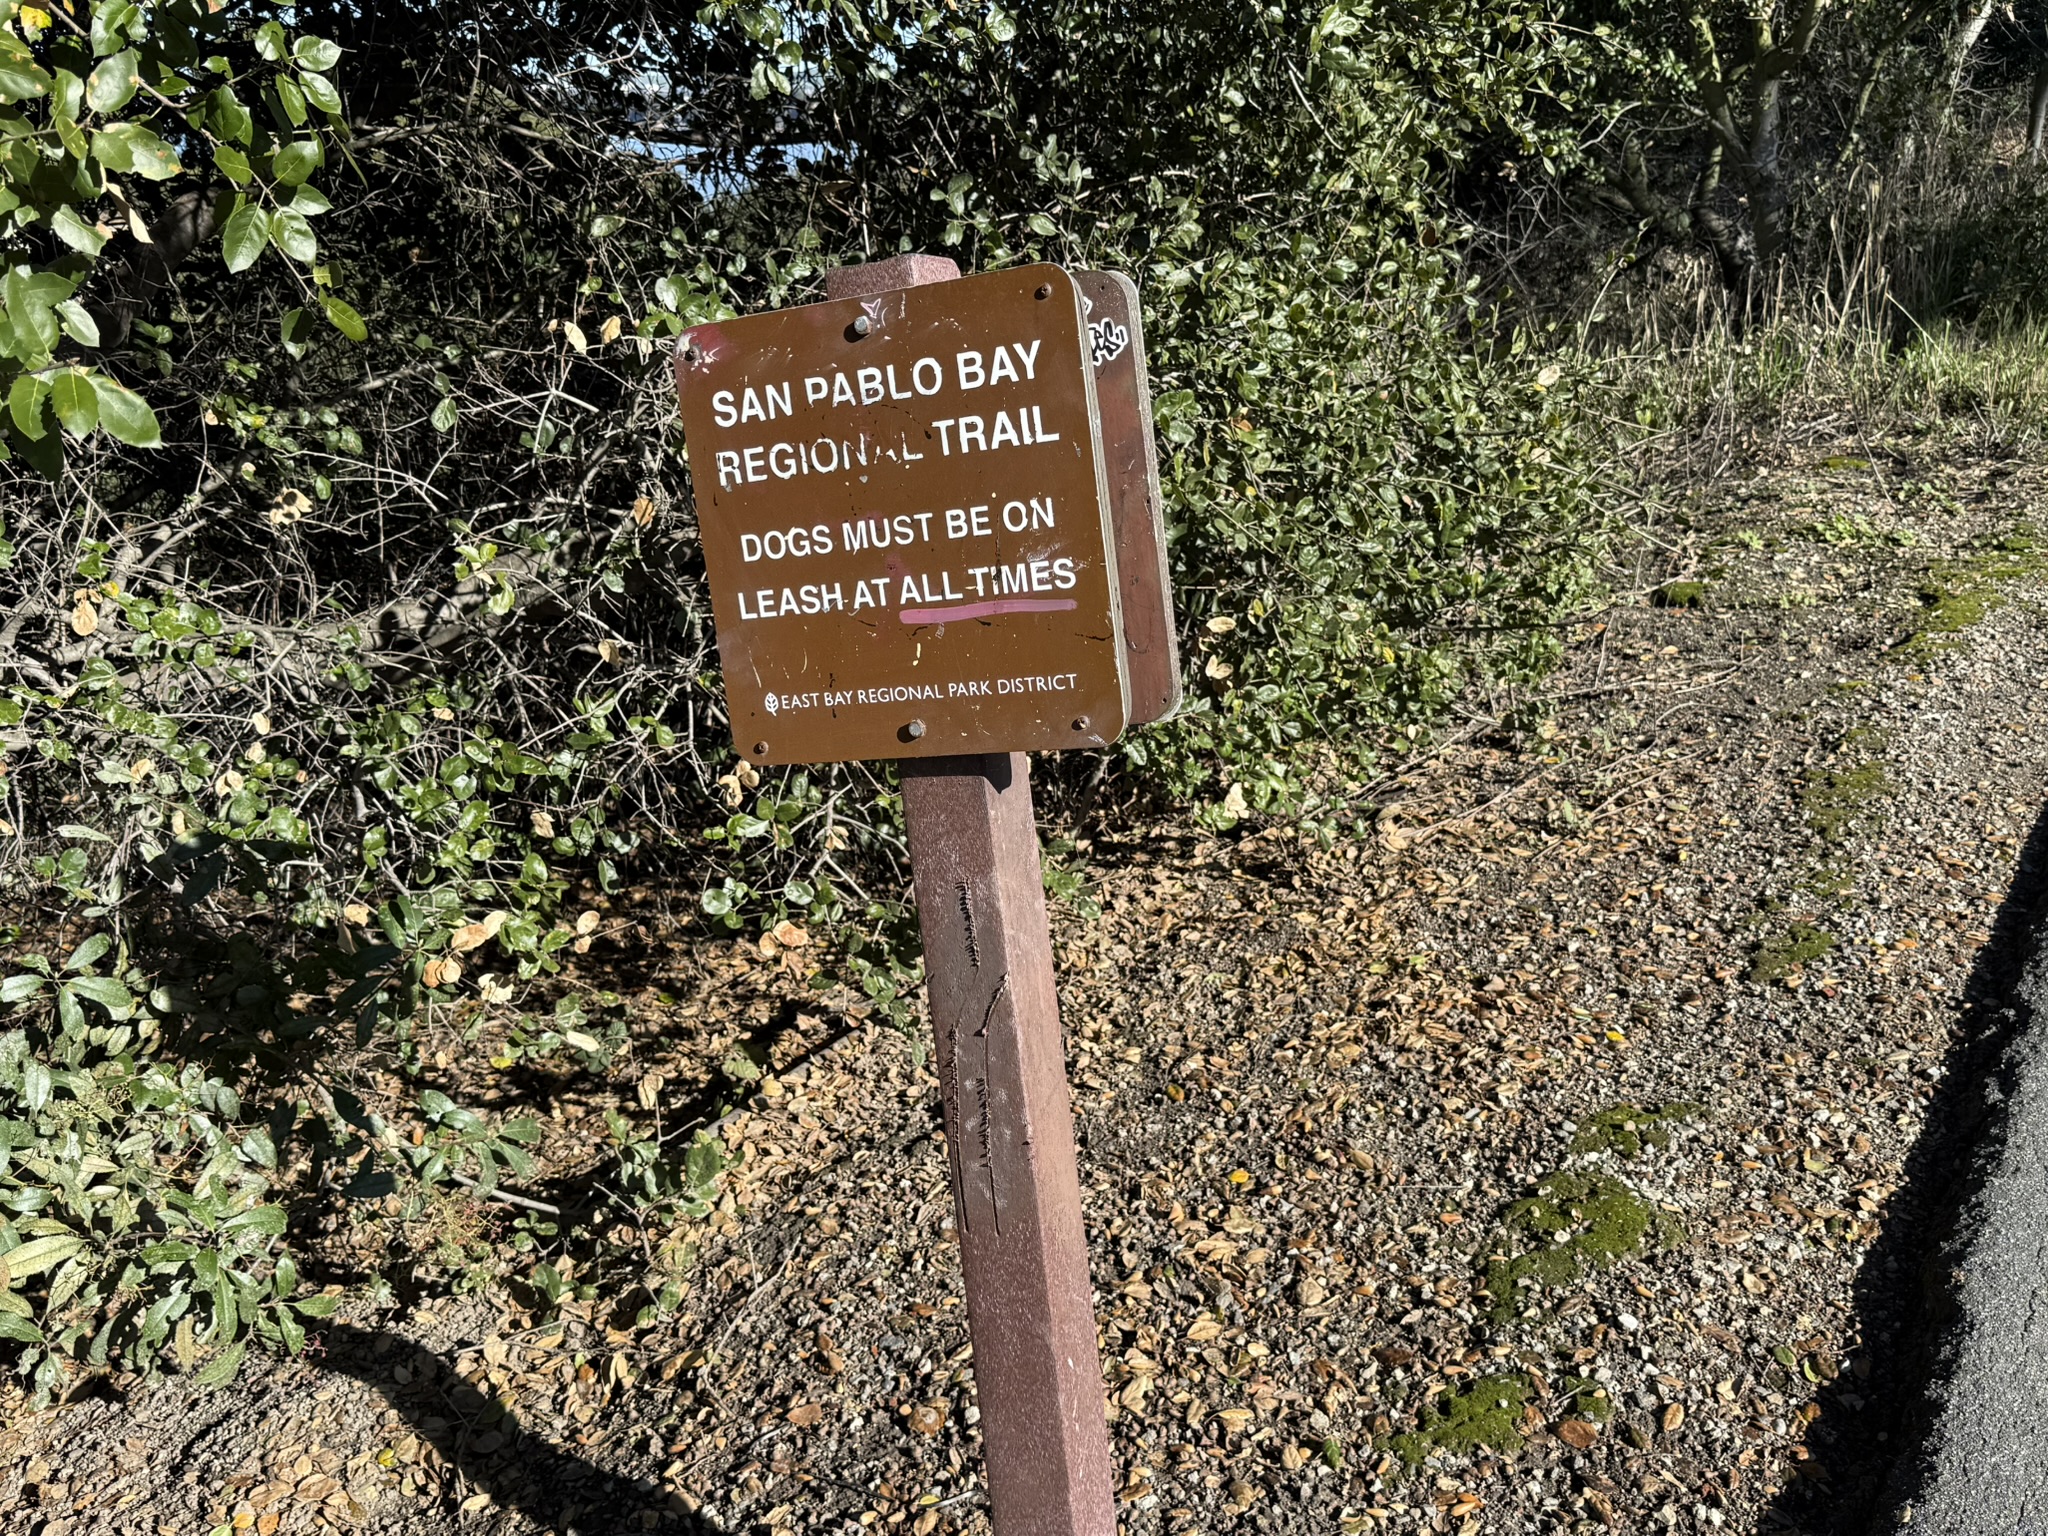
xmin=599 ymin=315 xmax=624 ymax=345
xmin=530 ymin=809 xmax=555 ymax=839
xmin=70 ymin=598 xmax=98 ymax=637
xmin=772 ymin=920 xmax=809 ymax=948
xmin=631 ymin=494 xmax=655 ymax=527
xmin=423 ymin=957 xmax=461 ymax=989
xmin=907 ymin=1402 xmax=946 ymax=1436
xmin=575 ymin=909 xmax=601 ymax=936
xmin=448 ymin=910 xmax=510 ymax=953
xmin=786 ymin=1402 xmax=822 ymax=1427
xmin=1556 ymin=1418 xmax=1598 ymax=1450
xmin=1661 ymin=1401 xmax=1685 ymax=1433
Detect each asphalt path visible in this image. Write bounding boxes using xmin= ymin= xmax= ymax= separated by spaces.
xmin=1889 ymin=910 xmax=2048 ymax=1533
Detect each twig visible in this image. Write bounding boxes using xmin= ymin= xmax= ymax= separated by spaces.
xmin=448 ymin=1170 xmax=567 ymax=1216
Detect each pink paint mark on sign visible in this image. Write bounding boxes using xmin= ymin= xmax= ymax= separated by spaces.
xmin=899 ymin=598 xmax=1078 ymax=626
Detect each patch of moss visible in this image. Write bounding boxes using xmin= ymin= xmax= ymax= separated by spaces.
xmin=1751 ymin=920 xmax=1835 ymax=983
xmin=1384 ymin=1374 xmax=1530 ymax=1469
xmin=1915 ymin=580 xmax=2000 ymax=637
xmin=1481 ymin=1172 xmax=1682 ymax=1322
xmin=1651 ymin=580 xmax=1708 ymax=609
xmin=1570 ymin=1101 xmax=1702 ymax=1159
xmin=1562 ymin=1375 xmax=1613 ymax=1422
xmin=1903 ymin=536 xmax=2048 ymax=651
xmin=1797 ymin=863 xmax=1856 ymax=900
xmin=1801 ymin=762 xmax=1888 ymax=844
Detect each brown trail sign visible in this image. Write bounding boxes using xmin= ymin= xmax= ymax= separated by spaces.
xmin=675 ymin=254 xmax=1176 ymax=1536
xmin=1075 ymin=269 xmax=1180 ymax=726
xmin=676 ymin=262 xmax=1128 ymax=766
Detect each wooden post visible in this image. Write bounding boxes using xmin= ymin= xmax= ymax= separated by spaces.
xmin=825 ymin=259 xmax=1117 ymax=1536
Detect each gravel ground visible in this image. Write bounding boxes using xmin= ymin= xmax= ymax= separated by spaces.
xmin=6 ymin=438 xmax=2048 ymax=1536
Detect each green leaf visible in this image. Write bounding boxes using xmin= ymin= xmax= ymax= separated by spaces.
xmin=274 ymin=75 xmax=307 ymax=127
xmin=2 ymin=1232 xmax=85 ymax=1280
xmin=219 ymin=1205 xmax=287 ymax=1237
xmin=50 ymin=370 xmax=98 ymax=438
xmin=293 ymin=36 xmax=344 ymax=72
xmin=320 ymin=296 xmax=367 ymax=343
xmin=0 ymin=974 xmax=44 ymax=1003
xmin=430 ymin=396 xmax=458 ymax=432
xmin=53 ymin=110 xmax=87 ymax=161
xmin=254 ymin=22 xmax=288 ymax=61
xmin=67 ymin=975 xmax=134 ymax=1017
xmin=271 ymin=209 xmax=316 ymax=264
xmin=91 ymin=376 xmax=160 ymax=447
xmin=63 ymin=935 xmax=109 ymax=973
xmin=50 ymin=205 xmax=107 ymax=257
xmin=7 ymin=376 xmax=47 ymax=441
xmin=300 ymin=71 xmax=341 ymax=116
xmin=294 ymin=1293 xmax=340 ymax=1318
xmin=0 ymin=52 xmax=52 ymax=104
xmin=0 ymin=1312 xmax=42 ymax=1343
xmin=209 ymin=85 xmax=252 ymax=146
xmin=220 ymin=205 xmax=269 ymax=274
xmin=212 ymin=144 xmax=251 ymax=185
xmin=21 ymin=1060 xmax=51 ymax=1114
xmin=92 ymin=122 xmax=179 ymax=180
xmin=289 ymin=184 xmax=332 ymax=217
xmin=193 ymin=1338 xmax=247 ymax=1388
xmin=271 ymin=140 xmax=320 ymax=187
xmin=1026 ymin=212 xmax=1057 ymax=237
xmin=279 ymin=307 xmax=313 ymax=359
xmin=85 ymin=49 xmax=140 ymax=114
xmin=56 ymin=299 xmax=99 ymax=348
xmin=589 ymin=213 xmax=626 ymax=238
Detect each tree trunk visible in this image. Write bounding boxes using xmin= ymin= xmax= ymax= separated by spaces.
xmin=1950 ymin=0 xmax=1997 ymax=93
xmin=1749 ymin=77 xmax=1790 ymax=273
xmin=2031 ymin=57 xmax=2048 ymax=160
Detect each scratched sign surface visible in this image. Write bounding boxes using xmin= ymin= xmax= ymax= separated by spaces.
xmin=674 ymin=265 xmax=1128 ymax=765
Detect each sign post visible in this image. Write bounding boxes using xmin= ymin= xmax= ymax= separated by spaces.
xmin=676 ymin=251 xmax=1175 ymax=1536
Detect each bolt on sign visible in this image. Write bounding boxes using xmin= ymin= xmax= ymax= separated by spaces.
xmin=674 ymin=264 xmax=1128 ymax=765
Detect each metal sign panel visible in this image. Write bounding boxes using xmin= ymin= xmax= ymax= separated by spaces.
xmin=1077 ymin=271 xmax=1181 ymax=726
xmin=674 ymin=264 xmax=1128 ymax=765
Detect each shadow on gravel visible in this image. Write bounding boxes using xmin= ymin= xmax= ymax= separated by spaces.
xmin=1761 ymin=798 xmax=2048 ymax=1534
xmin=315 ymin=1322 xmax=712 ymax=1533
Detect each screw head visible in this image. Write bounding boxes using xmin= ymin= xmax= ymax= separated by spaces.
xmin=1071 ymin=715 xmax=1091 ymax=732
xmin=851 ymin=314 xmax=872 ymax=337
xmin=682 ymin=344 xmax=701 ymax=364
xmin=1035 ymin=283 xmax=1052 ymax=300
xmin=902 ymin=719 xmax=927 ymax=741
xmin=752 ymin=740 xmax=769 ymax=756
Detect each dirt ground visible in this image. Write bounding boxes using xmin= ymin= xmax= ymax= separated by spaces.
xmin=8 ymin=433 xmax=2048 ymax=1536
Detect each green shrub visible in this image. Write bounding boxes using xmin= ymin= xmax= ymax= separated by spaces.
xmin=0 ymin=0 xmax=1619 ymax=1398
